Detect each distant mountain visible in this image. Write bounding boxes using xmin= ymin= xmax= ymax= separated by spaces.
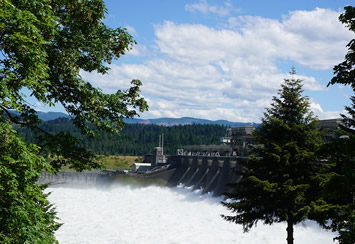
xmin=7 ymin=110 xmax=70 ymax=121
xmin=8 ymin=110 xmax=252 ymax=127
xmin=123 ymin=117 xmax=253 ymax=127
xmin=36 ymin=111 xmax=70 ymax=121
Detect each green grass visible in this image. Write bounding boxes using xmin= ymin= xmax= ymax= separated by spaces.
xmin=96 ymin=155 xmax=143 ymax=170
xmin=51 ymin=155 xmax=143 ymax=172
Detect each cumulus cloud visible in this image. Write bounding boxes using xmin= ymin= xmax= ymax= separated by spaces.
xmin=309 ymin=100 xmax=344 ymax=119
xmin=83 ymin=8 xmax=352 ymax=122
xmin=158 ymin=8 xmax=351 ymax=69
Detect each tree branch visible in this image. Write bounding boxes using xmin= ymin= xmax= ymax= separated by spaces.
xmin=0 ymin=105 xmax=50 ymax=136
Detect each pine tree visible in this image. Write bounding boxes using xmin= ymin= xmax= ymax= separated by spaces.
xmin=315 ymin=132 xmax=355 ymax=244
xmin=315 ymin=6 xmax=355 ymax=243
xmin=328 ymin=6 xmax=355 ymax=134
xmin=222 ymin=69 xmax=327 ymax=244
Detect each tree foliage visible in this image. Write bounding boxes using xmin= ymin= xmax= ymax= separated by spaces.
xmin=316 ymin=132 xmax=355 ymax=244
xmin=329 ymin=5 xmax=355 ymax=133
xmin=222 ymin=70 xmax=327 ymax=244
xmin=0 ymin=119 xmax=61 ymax=243
xmin=0 ymin=0 xmax=147 ymax=242
xmin=321 ymin=6 xmax=355 ymax=244
xmin=15 ymin=118 xmax=227 ymax=155
xmin=0 ymin=0 xmax=148 ymax=170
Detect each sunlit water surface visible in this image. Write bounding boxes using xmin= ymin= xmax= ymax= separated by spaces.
xmin=47 ymin=184 xmax=335 ymax=244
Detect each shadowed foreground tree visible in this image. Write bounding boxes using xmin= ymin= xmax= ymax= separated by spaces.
xmin=319 ymin=6 xmax=355 ymax=244
xmin=328 ymin=6 xmax=355 ymax=134
xmin=0 ymin=0 xmax=147 ymax=242
xmin=222 ymin=70 xmax=329 ymax=244
xmin=0 ymin=120 xmax=61 ymax=243
xmin=315 ymin=132 xmax=355 ymax=244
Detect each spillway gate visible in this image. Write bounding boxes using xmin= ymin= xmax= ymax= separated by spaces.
xmin=167 ymin=155 xmax=244 ymax=196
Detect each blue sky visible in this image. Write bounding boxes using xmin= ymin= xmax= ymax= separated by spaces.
xmin=37 ymin=0 xmax=355 ymax=122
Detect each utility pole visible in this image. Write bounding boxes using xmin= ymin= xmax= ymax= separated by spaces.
xmin=161 ymin=133 xmax=164 ymax=155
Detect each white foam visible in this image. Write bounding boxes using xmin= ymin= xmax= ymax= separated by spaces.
xmin=47 ymin=184 xmax=336 ymax=244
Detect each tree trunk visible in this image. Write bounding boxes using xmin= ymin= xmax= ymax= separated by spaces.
xmin=286 ymin=219 xmax=294 ymax=244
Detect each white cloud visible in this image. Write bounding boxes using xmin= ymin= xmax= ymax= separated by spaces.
xmin=34 ymin=102 xmax=45 ymax=108
xmin=83 ymin=8 xmax=352 ymax=122
xmin=121 ymin=26 xmax=149 ymax=56
xmin=126 ymin=44 xmax=148 ymax=56
xmin=159 ymin=9 xmax=351 ymax=70
xmin=185 ymin=0 xmax=239 ymax=17
xmin=231 ymin=8 xmax=352 ymax=70
xmin=124 ymin=25 xmax=138 ymax=37
xmin=155 ymin=21 xmax=242 ymax=64
xmin=309 ymin=101 xmax=344 ymax=119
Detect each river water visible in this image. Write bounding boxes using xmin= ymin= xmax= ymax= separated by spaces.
xmin=47 ymin=184 xmax=336 ymax=244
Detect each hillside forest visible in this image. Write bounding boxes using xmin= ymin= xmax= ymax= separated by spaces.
xmin=15 ymin=117 xmax=227 ymax=156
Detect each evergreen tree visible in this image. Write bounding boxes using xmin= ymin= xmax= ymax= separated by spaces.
xmin=328 ymin=6 xmax=355 ymax=133
xmin=15 ymin=120 xmax=227 ymax=156
xmin=319 ymin=6 xmax=355 ymax=243
xmin=222 ymin=69 xmax=326 ymax=244
xmin=316 ymin=132 xmax=355 ymax=244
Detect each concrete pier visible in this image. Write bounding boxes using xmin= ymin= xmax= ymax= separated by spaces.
xmin=167 ymin=155 xmax=243 ymax=197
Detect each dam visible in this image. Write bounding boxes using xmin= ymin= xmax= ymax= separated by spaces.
xmin=38 ymin=156 xmax=244 ymax=197
xmin=38 ymin=120 xmax=340 ymax=243
xmin=39 ymin=125 xmax=253 ymax=196
xmin=166 ymin=155 xmax=243 ymax=196
xmin=38 ymin=119 xmax=342 ymax=196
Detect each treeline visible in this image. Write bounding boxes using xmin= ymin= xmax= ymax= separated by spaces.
xmin=15 ymin=117 xmax=227 ymax=155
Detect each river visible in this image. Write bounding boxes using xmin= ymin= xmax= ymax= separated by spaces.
xmin=47 ymin=183 xmax=336 ymax=244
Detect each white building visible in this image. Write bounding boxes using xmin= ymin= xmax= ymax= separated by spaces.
xmin=131 ymin=163 xmax=151 ymax=173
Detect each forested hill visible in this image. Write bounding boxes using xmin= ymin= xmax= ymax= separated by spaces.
xmin=9 ymin=110 xmax=249 ymax=127
xmin=15 ymin=118 xmax=227 ymax=155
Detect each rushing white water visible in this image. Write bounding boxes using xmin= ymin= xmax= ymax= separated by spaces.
xmin=47 ymin=184 xmax=336 ymax=244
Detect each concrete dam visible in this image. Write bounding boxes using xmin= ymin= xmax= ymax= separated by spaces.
xmin=38 ymin=155 xmax=244 ymax=197
xmin=39 ymin=125 xmax=253 ymax=195
xmin=38 ymin=171 xmax=117 ymax=186
xmin=166 ymin=156 xmax=243 ymax=196
xmin=39 ymin=119 xmax=341 ymax=196
xmin=38 ymin=124 xmax=259 ymax=196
